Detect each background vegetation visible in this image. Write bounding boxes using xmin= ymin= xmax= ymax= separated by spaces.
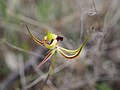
xmin=0 ymin=0 xmax=120 ymax=90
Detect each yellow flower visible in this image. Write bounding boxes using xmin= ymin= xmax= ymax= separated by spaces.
xmin=26 ymin=24 xmax=93 ymax=70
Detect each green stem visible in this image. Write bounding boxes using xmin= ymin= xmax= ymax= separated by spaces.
xmin=40 ymin=50 xmax=57 ymax=90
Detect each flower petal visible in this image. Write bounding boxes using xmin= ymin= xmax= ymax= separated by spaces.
xmin=57 ymin=30 xmax=93 ymax=59
xmin=58 ymin=48 xmax=81 ymax=59
xmin=25 ymin=24 xmax=43 ymax=45
xmin=35 ymin=49 xmax=56 ymax=70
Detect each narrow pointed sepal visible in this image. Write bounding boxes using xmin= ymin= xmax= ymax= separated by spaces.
xmin=58 ymin=48 xmax=81 ymax=59
xmin=35 ymin=49 xmax=56 ymax=70
xmin=25 ymin=24 xmax=43 ymax=45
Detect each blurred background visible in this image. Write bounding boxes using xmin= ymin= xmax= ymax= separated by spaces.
xmin=0 ymin=0 xmax=120 ymax=90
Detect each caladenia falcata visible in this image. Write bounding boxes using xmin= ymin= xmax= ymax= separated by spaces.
xmin=25 ymin=24 xmax=93 ymax=89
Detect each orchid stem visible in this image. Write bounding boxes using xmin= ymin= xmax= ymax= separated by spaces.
xmin=40 ymin=51 xmax=57 ymax=90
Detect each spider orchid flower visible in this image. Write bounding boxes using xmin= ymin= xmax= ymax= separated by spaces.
xmin=26 ymin=25 xmax=93 ymax=70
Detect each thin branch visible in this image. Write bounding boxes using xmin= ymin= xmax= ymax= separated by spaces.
xmin=33 ymin=66 xmax=57 ymax=90
xmin=91 ymin=0 xmax=101 ymax=29
xmin=26 ymin=60 xmax=74 ymax=89
xmin=18 ymin=54 xmax=26 ymax=90
xmin=1 ymin=46 xmax=47 ymax=90
xmin=2 ymin=39 xmax=44 ymax=58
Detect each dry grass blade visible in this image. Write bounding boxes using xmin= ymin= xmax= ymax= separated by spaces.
xmin=18 ymin=54 xmax=26 ymax=90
